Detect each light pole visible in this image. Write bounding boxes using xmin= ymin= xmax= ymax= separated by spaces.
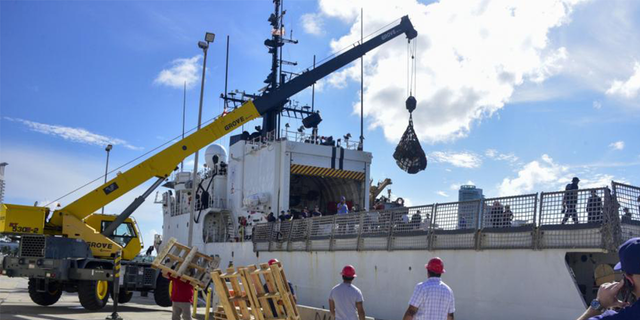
xmin=102 ymin=144 xmax=113 ymax=214
xmin=188 ymin=32 xmax=215 ymax=246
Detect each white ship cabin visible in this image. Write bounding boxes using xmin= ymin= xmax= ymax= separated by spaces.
xmin=158 ymin=127 xmax=371 ymax=245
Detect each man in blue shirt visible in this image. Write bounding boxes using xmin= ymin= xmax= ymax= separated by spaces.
xmin=576 ymin=237 xmax=640 ymax=320
xmin=337 ymin=196 xmax=349 ymax=215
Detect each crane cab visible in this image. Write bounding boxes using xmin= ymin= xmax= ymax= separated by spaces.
xmin=84 ymin=214 xmax=143 ymax=260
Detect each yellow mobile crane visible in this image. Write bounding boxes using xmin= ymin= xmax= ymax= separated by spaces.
xmin=0 ymin=16 xmax=417 ymax=310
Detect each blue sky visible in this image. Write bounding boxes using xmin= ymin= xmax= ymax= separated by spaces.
xmin=2 ymin=0 xmax=639 ymax=246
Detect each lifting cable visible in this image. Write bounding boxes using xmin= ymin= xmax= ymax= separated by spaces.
xmin=394 ymin=38 xmax=427 ymax=174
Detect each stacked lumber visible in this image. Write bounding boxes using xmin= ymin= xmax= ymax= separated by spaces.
xmin=211 ymin=262 xmax=300 ymax=320
xmin=152 ymin=237 xmax=221 ymax=288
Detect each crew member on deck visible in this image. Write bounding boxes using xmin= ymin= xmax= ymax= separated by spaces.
xmin=337 ymin=196 xmax=349 ymax=215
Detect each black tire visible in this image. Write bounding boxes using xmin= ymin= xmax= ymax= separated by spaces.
xmin=77 ymin=280 xmax=109 ymax=310
xmin=154 ymin=275 xmax=172 ymax=307
xmin=28 ymin=278 xmax=62 ymax=306
xmin=109 ymin=286 xmax=134 ymax=304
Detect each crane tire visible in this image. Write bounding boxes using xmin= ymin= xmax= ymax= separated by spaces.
xmin=78 ymin=280 xmax=109 ymax=310
xmin=28 ymin=278 xmax=62 ymax=306
xmin=154 ymin=275 xmax=172 ymax=307
xmin=109 ymin=285 xmax=134 ymax=304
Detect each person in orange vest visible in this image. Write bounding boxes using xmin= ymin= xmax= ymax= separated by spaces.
xmin=165 ymin=274 xmax=194 ymax=320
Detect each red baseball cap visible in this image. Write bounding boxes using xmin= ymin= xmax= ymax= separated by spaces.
xmin=426 ymin=257 xmax=445 ymax=274
xmin=268 ymin=259 xmax=279 ymax=266
xmin=341 ymin=265 xmax=357 ymax=277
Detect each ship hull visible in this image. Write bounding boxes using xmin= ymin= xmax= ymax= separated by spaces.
xmin=200 ymin=241 xmax=589 ymax=320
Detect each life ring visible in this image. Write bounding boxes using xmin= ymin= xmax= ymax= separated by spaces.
xmin=396 ymin=197 xmax=405 ymax=206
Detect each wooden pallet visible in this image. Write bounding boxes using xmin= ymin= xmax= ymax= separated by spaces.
xmin=210 ymin=262 xmax=300 ymax=320
xmin=152 ymin=237 xmax=220 ymax=288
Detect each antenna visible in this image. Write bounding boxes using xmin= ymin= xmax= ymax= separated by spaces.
xmin=224 ymin=35 xmax=230 ymax=113
xmin=312 ymin=55 xmax=316 ymax=112
xmin=359 ymin=7 xmax=364 ymax=151
xmin=180 ymin=81 xmax=186 ymax=171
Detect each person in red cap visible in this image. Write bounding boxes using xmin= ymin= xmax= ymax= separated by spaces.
xmin=403 ymin=257 xmax=454 ymax=320
xmin=329 ymin=265 xmax=365 ymax=320
xmin=264 ymin=259 xmax=297 ymax=316
xmin=576 ymin=237 xmax=640 ymax=320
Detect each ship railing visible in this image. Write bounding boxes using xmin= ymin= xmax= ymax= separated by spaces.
xmin=280 ymin=129 xmax=360 ymax=150
xmin=479 ymin=194 xmax=537 ymax=250
xmin=252 ymin=180 xmax=640 ymax=252
xmin=612 ymin=181 xmax=640 ymax=243
xmin=388 ymin=205 xmax=433 ymax=250
xmin=538 ymin=187 xmax=609 ymax=249
xmin=246 ymin=130 xmax=277 ymax=147
xmin=167 ymin=196 xmax=227 ymax=216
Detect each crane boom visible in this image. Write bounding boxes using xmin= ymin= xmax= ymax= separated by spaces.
xmin=49 ymin=15 xmax=417 ymax=227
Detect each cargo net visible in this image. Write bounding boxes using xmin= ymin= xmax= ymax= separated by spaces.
xmin=394 ymin=115 xmax=427 ymax=174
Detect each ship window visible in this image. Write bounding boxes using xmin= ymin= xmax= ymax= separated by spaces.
xmin=101 ymin=221 xmax=136 ymax=247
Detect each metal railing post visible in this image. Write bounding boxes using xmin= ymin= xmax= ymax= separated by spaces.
xmin=268 ymin=222 xmax=276 ymax=252
xmin=356 ymin=212 xmax=365 ymax=251
xmin=305 ymin=218 xmax=312 ymax=252
xmin=428 ymin=204 xmax=438 ymax=251
xmin=387 ymin=211 xmax=395 ymax=251
xmin=286 ymin=220 xmax=295 ymax=251
xmin=329 ymin=215 xmax=337 ymax=251
xmin=535 ymin=192 xmax=545 ymax=250
xmin=475 ymin=200 xmax=482 ymax=251
xmin=532 ymin=193 xmax=539 ymax=250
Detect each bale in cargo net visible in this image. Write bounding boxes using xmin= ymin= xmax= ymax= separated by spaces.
xmin=393 ymin=96 xmax=427 ymax=174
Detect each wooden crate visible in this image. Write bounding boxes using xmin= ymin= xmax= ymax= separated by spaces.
xmin=152 ymin=237 xmax=220 ymax=288
xmin=210 ymin=262 xmax=300 ymax=320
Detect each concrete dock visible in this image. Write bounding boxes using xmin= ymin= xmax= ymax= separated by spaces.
xmin=0 ymin=278 xmax=182 ymax=320
xmin=0 ymin=277 xmax=347 ymax=320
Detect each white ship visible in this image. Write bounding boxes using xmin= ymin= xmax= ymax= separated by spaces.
xmin=158 ymin=135 xmax=640 ymax=320
xmin=157 ymin=3 xmax=640 ymax=320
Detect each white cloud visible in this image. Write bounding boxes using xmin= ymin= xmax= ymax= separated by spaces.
xmin=436 ymin=191 xmax=449 ymax=197
xmin=300 ymin=13 xmax=325 ymax=36
xmin=579 ymin=174 xmax=617 ymax=189
xmin=314 ymin=0 xmax=585 ymax=143
xmin=4 ymin=117 xmax=141 ymax=150
xmin=606 ymin=62 xmax=640 ymax=99
xmin=498 ymin=154 xmax=568 ymax=196
xmin=495 ymin=153 xmax=519 ymax=163
xmin=154 ymin=55 xmax=202 ymax=89
xmin=430 ymin=151 xmax=482 ymax=168
xmin=592 ymin=100 xmax=602 ymax=109
xmin=609 ymin=141 xmax=625 ymax=151
xmin=485 ymin=149 xmax=519 ymax=163
xmin=485 ymin=149 xmax=498 ymax=158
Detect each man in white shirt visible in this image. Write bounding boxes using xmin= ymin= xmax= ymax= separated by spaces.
xmin=329 ymin=265 xmax=365 ymax=320
xmin=403 ymin=257 xmax=455 ymax=320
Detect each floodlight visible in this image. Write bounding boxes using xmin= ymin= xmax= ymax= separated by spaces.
xmin=205 ymin=32 xmax=215 ymax=43
xmin=302 ymin=113 xmax=322 ymax=128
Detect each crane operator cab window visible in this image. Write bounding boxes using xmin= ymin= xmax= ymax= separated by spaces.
xmin=100 ymin=221 xmax=136 ymax=247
